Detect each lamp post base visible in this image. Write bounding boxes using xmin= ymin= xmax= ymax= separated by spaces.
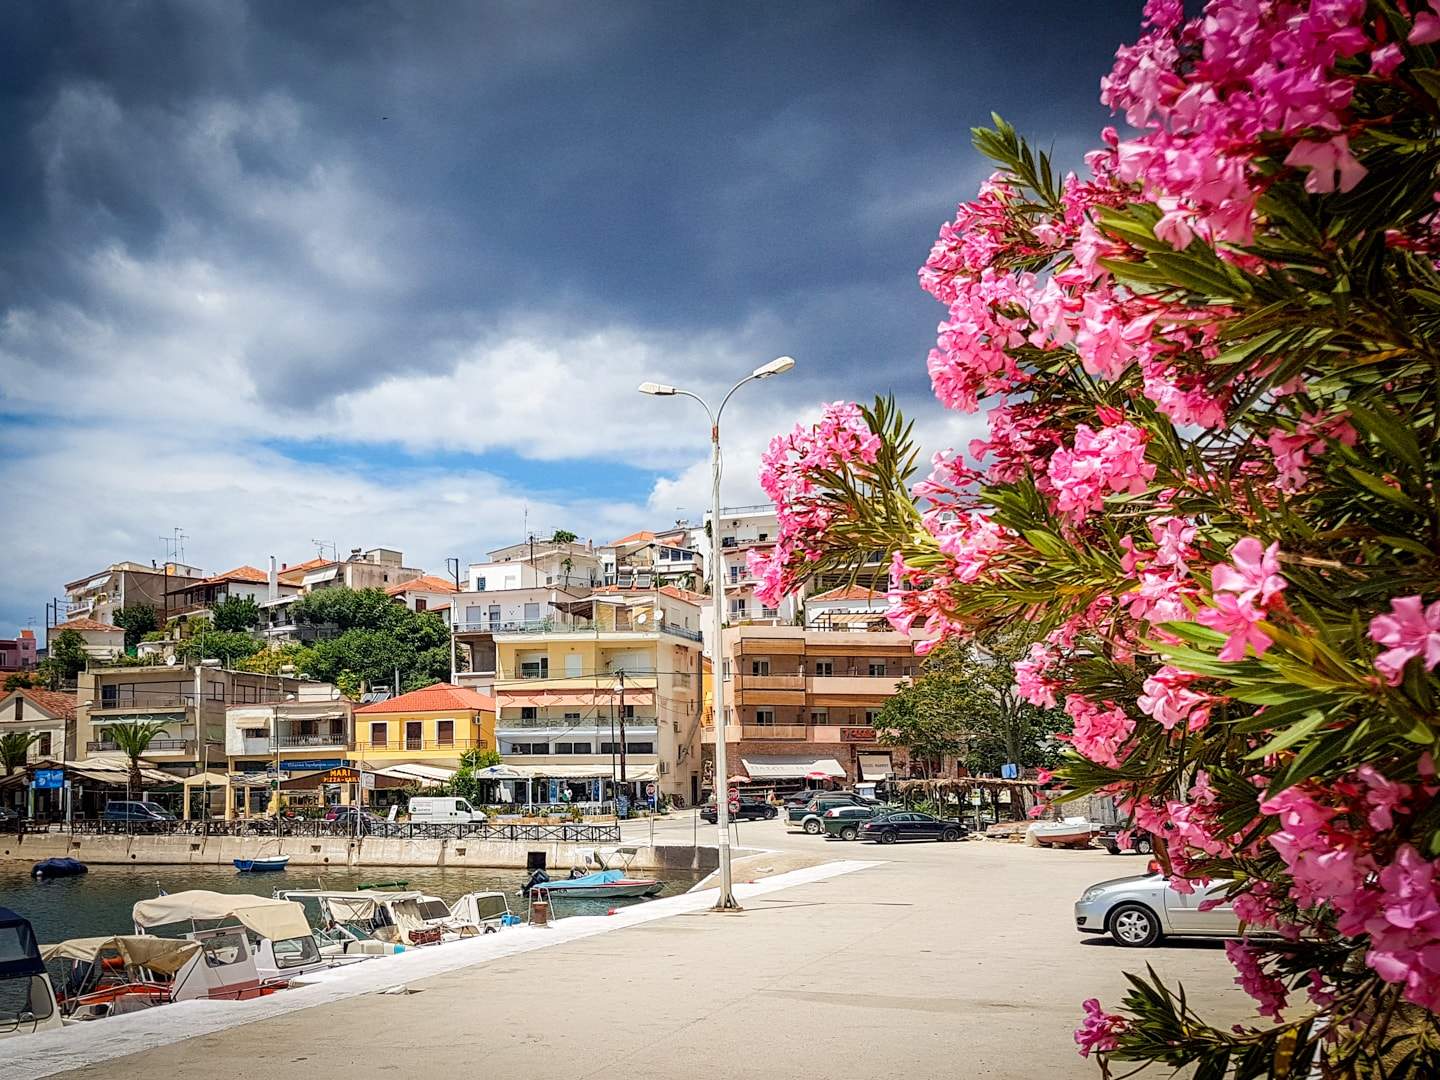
xmin=711 ymin=892 xmax=744 ymax=912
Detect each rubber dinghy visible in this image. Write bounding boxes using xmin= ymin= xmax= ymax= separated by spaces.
xmin=530 ymin=869 xmax=663 ymax=900
xmin=32 ymin=857 xmax=88 ymax=878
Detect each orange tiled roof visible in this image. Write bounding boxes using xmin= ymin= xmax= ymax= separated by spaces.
xmin=354 ymin=683 xmax=497 ymax=715
xmin=277 ymin=557 xmax=334 ymax=583
xmin=384 ymin=574 xmax=459 ymax=597
xmin=591 ymin=584 xmax=706 ymax=605
xmin=203 ymin=565 xmax=269 ymax=586
xmin=52 ymin=617 xmax=124 ymax=634
xmin=0 ymin=687 xmax=78 ymax=720
xmin=808 ymin=585 xmax=883 ymax=602
xmin=608 ymin=530 xmax=656 ymax=546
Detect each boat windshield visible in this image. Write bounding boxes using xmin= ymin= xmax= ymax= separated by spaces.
xmin=271 ymin=935 xmax=321 ymax=970
xmin=416 ymin=900 xmax=451 ymax=921
xmin=471 ymin=895 xmax=509 ymax=921
xmin=0 ymin=976 xmax=56 ymax=1030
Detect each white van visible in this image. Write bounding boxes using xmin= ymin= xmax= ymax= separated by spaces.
xmin=408 ymin=797 xmax=486 ymax=824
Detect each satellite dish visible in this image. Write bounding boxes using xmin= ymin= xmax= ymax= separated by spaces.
xmin=165 ymin=655 xmax=178 ymax=666
xmin=636 ymin=612 xmax=648 ymax=624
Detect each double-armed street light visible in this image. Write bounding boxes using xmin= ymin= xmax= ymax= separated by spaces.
xmin=639 ymin=356 xmax=796 ymax=910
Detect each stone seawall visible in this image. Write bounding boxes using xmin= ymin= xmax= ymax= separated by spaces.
xmin=0 ymin=833 xmax=717 ymax=873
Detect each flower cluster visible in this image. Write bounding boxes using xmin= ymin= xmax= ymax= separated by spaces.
xmin=1046 ymin=421 xmax=1156 ymax=522
xmin=1060 ymin=695 xmax=1134 ymax=769
xmin=1074 ymin=998 xmax=1126 ymax=1057
xmin=1368 ymin=595 xmax=1440 ymax=686
xmin=1225 ymin=940 xmax=1290 ymax=1020
xmin=1195 ymin=538 xmax=1287 ymax=660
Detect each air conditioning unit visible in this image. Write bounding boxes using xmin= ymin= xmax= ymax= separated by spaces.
xmin=657 ymin=760 xmax=669 ymax=774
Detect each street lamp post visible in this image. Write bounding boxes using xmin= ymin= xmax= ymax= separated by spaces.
xmin=639 ymin=355 xmax=796 ymax=911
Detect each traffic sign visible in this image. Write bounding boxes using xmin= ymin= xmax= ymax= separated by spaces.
xmin=645 ymin=783 xmax=657 ymax=797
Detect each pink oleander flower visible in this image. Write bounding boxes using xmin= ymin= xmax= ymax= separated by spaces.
xmin=1061 ymin=694 xmax=1134 ymax=768
xmin=1196 ymin=538 xmax=1286 ymax=660
xmin=1138 ymin=664 xmax=1211 ymax=731
xmin=1411 ymin=2 xmax=1440 ymax=46
xmin=1284 ymin=135 xmax=1367 ymax=195
xmin=1225 ymin=940 xmax=1289 ymax=1020
xmin=1047 ymin=421 xmax=1155 ymax=521
xmin=1356 ymin=766 xmax=1414 ymax=832
xmin=1014 ymin=642 xmax=1061 ymax=708
xmin=1074 ymin=998 xmax=1125 ymax=1057
xmin=1368 ymin=595 xmax=1440 ymax=685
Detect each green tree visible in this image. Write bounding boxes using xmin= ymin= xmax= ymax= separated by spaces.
xmin=112 ymin=605 xmax=158 ymax=649
xmin=550 ymin=529 xmax=578 ymax=544
xmin=451 ymin=747 xmax=505 ymax=803
xmin=178 ymin=631 xmax=263 ymax=666
xmin=234 ymin=643 xmax=306 ymax=675
xmin=211 ymin=595 xmax=261 ymax=632
xmin=102 ymin=720 xmax=169 ymax=791
xmin=0 ymin=732 xmax=41 ymax=776
xmin=47 ymin=629 xmax=88 ymax=682
xmin=3 ymin=673 xmax=35 ymax=691
xmin=290 ymin=587 xmax=397 ymax=632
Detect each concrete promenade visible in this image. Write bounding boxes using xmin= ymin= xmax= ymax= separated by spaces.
xmin=30 ymin=823 xmax=1250 ymax=1080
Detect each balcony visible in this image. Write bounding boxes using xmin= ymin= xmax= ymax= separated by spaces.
xmin=807 ymin=674 xmax=911 ymax=699
xmin=87 ymin=738 xmax=197 ymax=756
xmin=93 ymin=692 xmax=194 ymax=712
xmin=500 ymin=715 xmax=658 ymax=729
xmin=354 ymin=739 xmax=487 ymax=753
xmin=276 ymin=732 xmax=350 ymax=748
xmin=736 ymin=673 xmax=805 ymax=692
xmin=739 ymin=724 xmax=810 ymax=740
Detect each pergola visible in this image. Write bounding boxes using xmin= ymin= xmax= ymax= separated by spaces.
xmin=180 ymin=771 xmax=271 ymax=821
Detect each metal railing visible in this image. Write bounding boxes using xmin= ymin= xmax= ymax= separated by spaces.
xmin=740 ymin=724 xmax=810 ymax=739
xmin=59 ymin=818 xmax=623 ymax=842
xmin=660 ymin=623 xmax=703 ymax=642
xmin=499 ymin=715 xmax=658 ymax=729
xmin=353 ymin=739 xmax=486 ymax=752
xmin=86 ymin=738 xmax=196 ymax=754
xmin=275 ymin=733 xmax=351 ymax=748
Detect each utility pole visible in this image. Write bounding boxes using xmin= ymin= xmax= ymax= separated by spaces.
xmin=618 ymin=670 xmax=627 ymax=784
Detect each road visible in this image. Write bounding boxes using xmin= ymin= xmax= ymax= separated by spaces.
xmin=45 ymin=819 xmax=1248 ymax=1080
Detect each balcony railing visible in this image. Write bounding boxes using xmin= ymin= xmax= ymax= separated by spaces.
xmin=275 ymin=732 xmax=350 ymax=747
xmin=499 ymin=715 xmax=658 ymax=729
xmin=87 ymin=738 xmax=196 ymax=754
xmin=739 ymin=724 xmax=810 ymax=740
xmin=354 ymin=739 xmax=487 ymax=752
xmin=737 ymin=673 xmax=805 ymax=691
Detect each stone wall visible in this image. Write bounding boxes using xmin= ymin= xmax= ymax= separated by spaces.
xmin=0 ymin=833 xmax=717 ymax=872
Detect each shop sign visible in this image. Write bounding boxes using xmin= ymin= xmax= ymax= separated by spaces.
xmin=33 ymin=769 xmax=64 ymax=790
xmin=318 ymin=767 xmax=359 ymax=784
xmin=840 ymin=727 xmax=877 ymax=742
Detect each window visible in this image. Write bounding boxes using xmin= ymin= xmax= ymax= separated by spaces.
xmin=750 ymin=659 xmax=770 ymax=676
xmin=520 ymin=658 xmax=549 ymax=679
xmin=865 ymin=710 xmax=879 ymax=724
xmin=488 ymin=605 xmax=500 ymax=628
xmin=729 ymin=566 xmax=740 ymax=584
xmin=762 ymin=606 xmax=778 ymax=619
xmin=37 ymin=733 xmax=51 ymax=757
xmin=563 ymin=712 xmax=580 ymax=721
xmin=626 ymin=741 xmax=654 ymax=754
xmin=207 ymin=681 xmax=225 ymax=701
xmin=476 ymin=577 xmax=486 ymax=591
xmin=729 ymin=598 xmax=746 ymax=616
xmin=809 ymin=709 xmax=828 ymax=725
xmin=868 ymin=661 xmax=887 ymax=677
xmin=600 ymin=741 xmax=620 ymax=754
xmin=813 ymin=660 xmax=834 ymax=677
xmin=622 ymin=704 xmax=636 ymax=720
xmin=509 ymin=742 xmax=547 ymax=755
xmin=242 ymin=727 xmax=267 ymax=740
xmin=415 ymin=598 xmax=427 ymax=611
xmin=524 ymin=602 xmax=541 ymax=622
xmin=436 ymin=720 xmax=454 ymax=747
xmin=565 ymin=653 xmax=582 ymax=677
xmin=370 ymin=722 xmax=388 ymax=747
xmin=405 ymin=721 xmax=423 ymax=750
xmin=555 ymin=742 xmax=592 ymax=754
xmin=758 ymin=532 xmax=770 ymax=541
xmin=755 ymin=709 xmax=775 ymax=725
xmin=272 ymin=935 xmax=322 ymax=970
xmin=520 ymin=707 xmax=538 ymax=721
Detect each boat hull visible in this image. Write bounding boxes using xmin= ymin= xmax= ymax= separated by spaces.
xmin=233 ymin=857 xmax=290 ymax=872
xmin=535 ymin=879 xmax=663 ymax=900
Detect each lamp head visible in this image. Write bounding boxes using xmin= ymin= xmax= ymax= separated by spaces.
xmin=638 ymin=381 xmax=678 ymax=396
xmin=752 ymin=356 xmax=796 ymax=379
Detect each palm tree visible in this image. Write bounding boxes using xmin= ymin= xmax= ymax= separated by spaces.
xmin=103 ymin=720 xmax=169 ymax=792
xmin=0 ymin=732 xmax=41 ymax=776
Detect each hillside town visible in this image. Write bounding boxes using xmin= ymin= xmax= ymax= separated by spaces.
xmin=1 ymin=506 xmax=927 ymax=822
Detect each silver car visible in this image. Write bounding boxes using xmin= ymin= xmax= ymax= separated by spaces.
xmin=1074 ymin=873 xmax=1240 ymax=947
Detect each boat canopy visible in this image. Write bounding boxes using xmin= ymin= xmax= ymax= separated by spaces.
xmin=41 ymin=936 xmax=200 ymax=975
xmin=133 ymin=890 xmax=311 ymax=942
xmin=0 ymin=906 xmax=45 ymax=978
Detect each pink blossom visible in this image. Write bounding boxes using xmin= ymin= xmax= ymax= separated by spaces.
xmin=1195 ymin=538 xmax=1286 ymax=660
xmin=1284 ymin=136 xmax=1367 ymax=194
xmin=1014 ymin=642 xmax=1061 ymax=708
xmin=1225 ymin=940 xmax=1289 ymax=1020
xmin=1046 ymin=422 xmax=1155 ymax=521
xmin=1138 ymin=665 xmax=1211 ymax=731
xmin=1074 ymin=998 xmax=1125 ymax=1057
xmin=1368 ymin=595 xmax=1440 ymax=685
xmin=1356 ymin=766 xmax=1413 ymax=832
xmin=1411 ymin=3 xmax=1440 ymax=46
xmin=1060 ymin=695 xmax=1134 ymax=769
xmin=1371 ymin=44 xmax=1405 ymax=78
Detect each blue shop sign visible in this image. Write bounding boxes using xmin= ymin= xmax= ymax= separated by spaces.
xmin=280 ymin=759 xmax=349 ymax=772
xmin=33 ymin=769 xmax=64 ymax=790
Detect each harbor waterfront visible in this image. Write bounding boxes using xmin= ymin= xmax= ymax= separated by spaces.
xmin=0 ymin=862 xmax=707 ymax=942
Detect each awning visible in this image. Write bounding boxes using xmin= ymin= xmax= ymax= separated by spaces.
xmin=180 ymin=772 xmax=232 ymax=789
xmin=302 ymin=567 xmax=339 ymax=586
xmin=42 ymin=936 xmax=200 ymax=976
xmin=740 ymin=756 xmax=847 ymax=780
xmin=504 ymin=763 xmax=657 ymax=781
xmin=858 ymin=753 xmax=893 ymax=780
xmin=133 ymin=890 xmax=311 ymax=941
xmin=371 ymin=763 xmax=456 ymax=784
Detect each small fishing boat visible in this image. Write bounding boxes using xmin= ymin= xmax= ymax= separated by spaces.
xmin=0 ymin=907 xmax=64 ymax=1039
xmin=1028 ymin=817 xmax=1099 ymax=848
xmin=32 ymin=857 xmax=88 ymax=879
xmin=529 ymin=869 xmax=663 ymax=900
xmin=233 ymin=855 xmax=290 ymax=872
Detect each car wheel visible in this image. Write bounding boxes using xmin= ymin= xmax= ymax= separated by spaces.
xmin=766 ymin=808 xmax=777 ymax=819
xmin=941 ymin=827 xmax=960 ymax=842
xmin=1135 ymin=837 xmax=1154 ymax=856
xmin=1108 ymin=903 xmax=1162 ymax=948
xmin=803 ymin=819 xmax=822 ymax=835
xmin=839 ymin=825 xmax=858 ymax=841
xmin=877 ymin=830 xmax=897 ymax=845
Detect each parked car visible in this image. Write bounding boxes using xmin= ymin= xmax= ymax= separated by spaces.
xmin=787 ymin=794 xmax=873 ymax=830
xmin=101 ymin=801 xmax=177 ymax=831
xmin=1095 ymin=824 xmax=1154 ymax=856
xmin=323 ymin=806 xmax=388 ymax=833
xmin=1074 ymin=873 xmax=1238 ymax=947
xmin=821 ymin=805 xmax=885 ymax=840
xmin=859 ymin=811 xmax=967 ymax=844
xmin=782 ymin=788 xmax=854 ymax=809
xmin=700 ymin=798 xmax=778 ymax=823
xmin=0 ymin=807 xmax=22 ymax=833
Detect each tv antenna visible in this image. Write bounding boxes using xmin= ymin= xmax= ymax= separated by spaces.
xmin=311 ymin=540 xmax=338 ymax=562
xmin=159 ymin=527 xmax=189 ymax=564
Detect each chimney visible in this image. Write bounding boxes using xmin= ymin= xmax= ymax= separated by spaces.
xmin=268 ymin=556 xmax=279 ymax=603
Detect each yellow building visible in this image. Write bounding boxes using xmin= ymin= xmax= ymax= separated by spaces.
xmin=353 ymin=683 xmax=497 ymax=768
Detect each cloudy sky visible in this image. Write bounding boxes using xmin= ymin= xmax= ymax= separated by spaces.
xmin=0 ymin=0 xmax=1142 ymax=636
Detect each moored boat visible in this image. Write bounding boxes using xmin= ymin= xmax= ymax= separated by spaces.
xmin=234 ymin=855 xmax=290 ymax=872
xmin=529 ymin=869 xmax=663 ymax=900
xmin=1028 ymin=817 xmax=1099 ymax=848
xmin=32 ymin=857 xmax=88 ymax=879
xmin=0 ymin=907 xmax=64 ymax=1039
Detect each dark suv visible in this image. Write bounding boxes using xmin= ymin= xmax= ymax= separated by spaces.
xmin=102 ymin=801 xmax=177 ymax=831
xmin=700 ymin=797 xmax=777 ymax=823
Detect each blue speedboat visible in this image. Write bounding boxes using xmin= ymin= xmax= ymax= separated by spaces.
xmin=529 ymin=869 xmax=662 ymax=900
xmin=233 ymin=855 xmax=290 ymax=872
xmin=32 ymin=857 xmax=87 ymax=878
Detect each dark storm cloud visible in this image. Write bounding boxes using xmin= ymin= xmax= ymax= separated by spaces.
xmin=1 ymin=0 xmax=1143 ymax=410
